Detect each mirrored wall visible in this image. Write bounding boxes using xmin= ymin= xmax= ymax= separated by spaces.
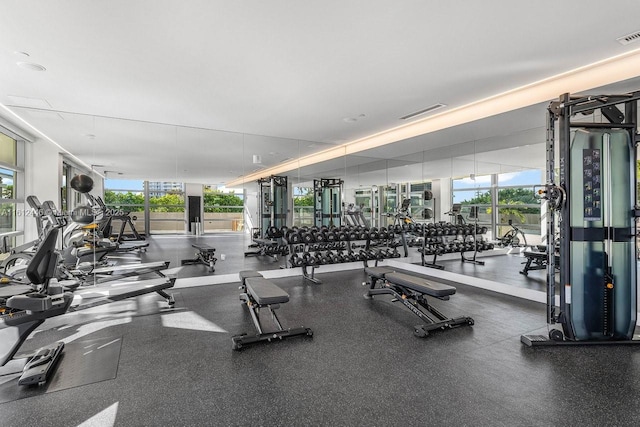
xmin=10 ymin=105 xmax=548 ymax=244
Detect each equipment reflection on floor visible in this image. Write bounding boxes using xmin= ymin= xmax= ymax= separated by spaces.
xmin=2 ymin=234 xmax=639 ymax=426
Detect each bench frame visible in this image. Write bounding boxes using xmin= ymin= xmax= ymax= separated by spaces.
xmin=520 ymin=250 xmax=560 ymax=276
xmin=181 ymin=244 xmax=217 ymax=272
xmin=520 ymin=251 xmax=547 ymax=275
xmin=364 ymin=269 xmax=474 ymax=337
xmin=232 ymin=272 xmax=312 ymax=350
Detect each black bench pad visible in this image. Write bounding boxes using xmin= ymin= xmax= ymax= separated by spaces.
xmin=523 ymin=251 xmax=546 ymax=259
xmin=245 ymin=278 xmax=289 ymax=305
xmin=239 ymin=271 xmax=263 ymax=281
xmin=385 ymin=272 xmax=456 ymax=297
xmin=192 ymin=244 xmax=215 ymax=252
xmin=364 ymin=267 xmax=394 ymax=279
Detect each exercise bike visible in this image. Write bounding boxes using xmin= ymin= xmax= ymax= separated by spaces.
xmin=497 ymin=220 xmax=528 ymax=248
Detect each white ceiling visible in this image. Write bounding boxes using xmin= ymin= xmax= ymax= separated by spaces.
xmin=1 ymin=0 xmax=640 ymax=185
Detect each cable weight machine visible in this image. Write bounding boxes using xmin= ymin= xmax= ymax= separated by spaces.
xmin=313 ymin=178 xmax=343 ymax=228
xmin=256 ymin=175 xmax=288 ymax=238
xmin=522 ymin=91 xmax=640 ymax=346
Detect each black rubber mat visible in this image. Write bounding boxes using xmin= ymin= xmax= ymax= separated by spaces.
xmin=0 ymin=336 xmax=122 ymax=404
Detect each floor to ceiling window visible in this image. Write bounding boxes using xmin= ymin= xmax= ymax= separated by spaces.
xmin=148 ymin=182 xmax=185 ymax=234
xmin=292 ymin=186 xmax=313 ymax=227
xmin=203 ymin=186 xmax=244 ymax=232
xmin=495 ymin=170 xmax=542 ymax=243
xmin=104 ymin=181 xmax=248 ymax=234
xmin=0 ymin=129 xmax=23 ymax=252
xmin=103 ymin=179 xmax=146 ymax=235
xmin=452 ymin=169 xmax=543 ymax=242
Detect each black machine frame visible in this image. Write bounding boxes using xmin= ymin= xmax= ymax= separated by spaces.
xmin=522 ymin=91 xmax=640 ymax=347
xmin=313 ymin=178 xmax=343 ymax=228
xmin=258 ymin=175 xmax=288 ymax=239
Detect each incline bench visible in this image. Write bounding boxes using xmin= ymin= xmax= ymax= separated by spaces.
xmin=364 ymin=267 xmax=474 ymax=337
xmin=181 ymin=244 xmax=217 ymax=272
xmin=232 ymin=271 xmax=313 ymax=350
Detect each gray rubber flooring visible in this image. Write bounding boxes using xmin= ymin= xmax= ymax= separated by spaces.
xmin=2 ymin=264 xmax=640 ymax=426
xmin=0 ymin=271 xmax=640 ymax=426
xmin=138 ymin=233 xmax=287 ymax=277
xmin=436 ymin=251 xmax=549 ymax=291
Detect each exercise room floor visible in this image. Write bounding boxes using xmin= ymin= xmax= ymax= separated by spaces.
xmin=3 ymin=262 xmax=640 ymax=426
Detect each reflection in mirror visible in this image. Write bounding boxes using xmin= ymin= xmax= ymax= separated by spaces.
xmin=343 ymin=156 xmax=386 ymax=229
xmin=294 ymin=147 xmax=346 ymax=228
xmin=450 ymin=143 xmax=545 ymax=242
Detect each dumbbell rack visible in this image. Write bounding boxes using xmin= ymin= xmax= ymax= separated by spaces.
xmin=244 ymin=227 xmax=289 ymax=260
xmin=283 ymin=226 xmax=404 ymax=284
xmin=406 ymin=222 xmax=492 ymax=270
xmin=459 ymin=223 xmax=491 ymax=266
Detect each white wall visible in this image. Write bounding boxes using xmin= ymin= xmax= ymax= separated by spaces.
xmin=24 ymin=139 xmax=61 ymax=241
xmin=91 ymin=175 xmax=104 ymax=198
xmin=434 ymin=178 xmax=451 ymax=222
xmin=244 ymin=182 xmax=259 ymax=234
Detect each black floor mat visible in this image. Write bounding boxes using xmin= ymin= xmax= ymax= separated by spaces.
xmin=0 ymin=336 xmax=122 ymax=404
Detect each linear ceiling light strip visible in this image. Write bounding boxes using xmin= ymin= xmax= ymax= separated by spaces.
xmin=226 ymin=47 xmax=640 ymax=187
xmin=0 ymin=103 xmax=103 ymax=178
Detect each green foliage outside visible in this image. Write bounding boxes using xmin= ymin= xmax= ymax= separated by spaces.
xmin=203 ymin=189 xmax=243 ymax=213
xmin=0 ymin=184 xmax=14 ymax=221
xmin=1 ymin=184 xmax=13 ymax=199
xmin=293 ymin=193 xmax=314 ymax=206
xmin=104 ymin=190 xmax=185 ymax=212
xmin=104 ymin=190 xmax=144 ymax=210
xmin=150 ymin=193 xmax=184 ymax=212
xmin=459 ymin=187 xmax=538 ymax=222
xmin=104 ymin=189 xmax=244 ymax=213
xmin=637 ymin=160 xmax=640 ymax=200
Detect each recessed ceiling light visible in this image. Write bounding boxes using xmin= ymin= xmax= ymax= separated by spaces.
xmin=17 ymin=62 xmax=46 ymax=71
xmin=84 ymin=134 xmax=96 ymax=139
xmin=13 ymin=51 xmax=30 ymax=57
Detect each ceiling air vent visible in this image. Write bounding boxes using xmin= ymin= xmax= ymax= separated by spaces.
xmin=400 ymin=103 xmax=446 ymax=120
xmin=616 ymin=30 xmax=640 ymax=45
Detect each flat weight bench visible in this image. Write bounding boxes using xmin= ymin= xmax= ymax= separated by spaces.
xmin=364 ymin=267 xmax=474 ymax=337
xmin=232 ymin=272 xmax=313 ymax=350
xmin=520 ymin=251 xmax=546 ymax=276
xmin=520 ymin=248 xmax=560 ymax=276
xmin=181 ymin=244 xmax=217 ymax=272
